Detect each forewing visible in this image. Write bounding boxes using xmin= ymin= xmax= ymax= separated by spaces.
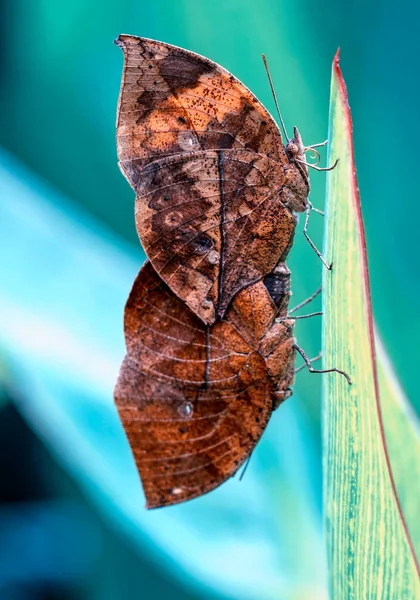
xmin=115 ymin=35 xmax=285 ymax=174
xmin=114 ymin=262 xmax=275 ymax=508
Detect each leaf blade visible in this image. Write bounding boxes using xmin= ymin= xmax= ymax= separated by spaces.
xmin=377 ymin=334 xmax=420 ymax=562
xmin=322 ymin=50 xmax=420 ymax=598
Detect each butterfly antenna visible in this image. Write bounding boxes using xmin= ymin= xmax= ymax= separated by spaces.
xmin=262 ymin=54 xmax=289 ymax=142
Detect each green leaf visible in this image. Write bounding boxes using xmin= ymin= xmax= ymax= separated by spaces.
xmin=377 ymin=335 xmax=420 ymax=562
xmin=322 ymin=51 xmax=420 ymax=598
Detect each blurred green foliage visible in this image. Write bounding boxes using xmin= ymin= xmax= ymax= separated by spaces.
xmin=1 ymin=1 xmax=419 ymax=599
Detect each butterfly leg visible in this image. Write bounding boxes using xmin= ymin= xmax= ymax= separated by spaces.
xmin=307 ymin=199 xmax=324 ymax=216
xmin=289 ymin=284 xmax=321 ymax=314
xmin=301 ymin=139 xmax=339 ymax=172
xmin=293 ymin=343 xmax=352 ymax=384
xmin=303 ymin=204 xmax=332 ymax=270
xmin=276 ymin=311 xmax=322 ymax=323
xmin=305 ymin=140 xmax=328 ymax=150
xmin=296 ymin=157 xmax=339 ymax=172
xmin=295 ymin=353 xmax=321 ymax=374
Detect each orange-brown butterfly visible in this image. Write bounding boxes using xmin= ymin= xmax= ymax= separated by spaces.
xmin=115 ymin=260 xmax=295 ymax=508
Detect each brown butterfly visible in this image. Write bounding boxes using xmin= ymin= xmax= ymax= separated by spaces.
xmin=114 ymin=259 xmax=295 ymax=508
xmin=115 ymin=35 xmax=316 ymax=325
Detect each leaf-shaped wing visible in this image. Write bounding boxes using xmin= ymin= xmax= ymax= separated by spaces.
xmin=114 ymin=262 xmax=295 ymax=508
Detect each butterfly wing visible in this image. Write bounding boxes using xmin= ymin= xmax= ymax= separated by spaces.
xmin=115 ymin=35 xmax=285 ymax=167
xmin=132 ymin=149 xmax=296 ymax=323
xmin=114 ymin=262 xmax=294 ymax=508
xmin=116 ymin=36 xmax=301 ymax=324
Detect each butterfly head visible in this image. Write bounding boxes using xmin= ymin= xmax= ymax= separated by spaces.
xmin=285 ymin=127 xmax=306 ymax=164
xmin=283 ymin=126 xmax=310 ymax=212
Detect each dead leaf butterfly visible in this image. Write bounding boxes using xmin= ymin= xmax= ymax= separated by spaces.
xmin=115 ymin=35 xmax=313 ymax=325
xmin=114 ymin=259 xmax=295 ymax=508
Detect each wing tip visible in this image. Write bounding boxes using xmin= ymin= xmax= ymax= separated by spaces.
xmin=114 ymin=33 xmax=138 ymax=48
xmin=114 ymin=34 xmax=124 ymax=48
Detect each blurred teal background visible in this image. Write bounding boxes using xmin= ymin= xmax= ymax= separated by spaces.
xmin=1 ymin=1 xmax=418 ymax=599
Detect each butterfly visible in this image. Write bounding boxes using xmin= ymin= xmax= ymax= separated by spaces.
xmin=114 ymin=259 xmax=295 ymax=508
xmin=114 ymin=34 xmax=312 ymax=326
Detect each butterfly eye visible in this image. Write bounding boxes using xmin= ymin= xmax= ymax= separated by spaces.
xmin=287 ymin=142 xmax=299 ymax=157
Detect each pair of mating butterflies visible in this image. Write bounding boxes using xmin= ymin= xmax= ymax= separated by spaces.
xmin=114 ymin=35 xmax=329 ymax=509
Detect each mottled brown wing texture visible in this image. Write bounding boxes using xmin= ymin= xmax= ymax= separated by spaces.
xmin=115 ymin=35 xmax=285 ymax=167
xmin=133 ymin=149 xmax=297 ymax=324
xmin=115 ymin=35 xmax=305 ymax=324
xmin=114 ymin=261 xmax=295 ymax=508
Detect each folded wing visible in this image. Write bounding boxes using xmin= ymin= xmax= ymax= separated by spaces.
xmin=114 ymin=262 xmax=295 ymax=508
